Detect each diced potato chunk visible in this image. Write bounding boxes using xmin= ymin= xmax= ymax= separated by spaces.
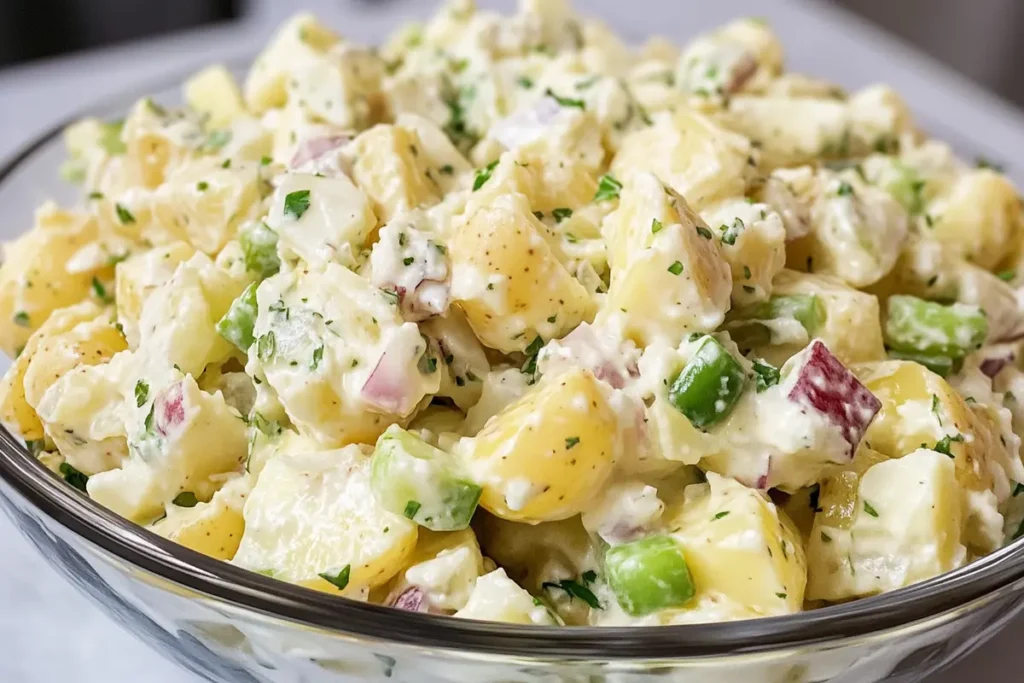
xmin=243 ymin=13 xmax=341 ymax=113
xmin=455 ymin=569 xmax=557 ymax=624
xmin=599 ymin=173 xmax=732 ymax=346
xmin=929 ymin=169 xmax=1022 ymax=271
xmin=184 ymin=65 xmax=246 ymax=129
xmin=857 ymin=360 xmax=1019 ymax=553
xmin=150 ymin=475 xmax=251 ymax=560
xmin=345 ymin=124 xmax=442 ymax=223
xmin=806 ymin=449 xmax=965 ymax=601
xmin=612 ymin=109 xmax=756 ymax=210
xmin=0 ymin=302 xmax=111 ymax=440
xmin=449 ymin=192 xmax=594 ymax=353
xmin=663 ymin=472 xmax=806 ymax=616
xmin=0 ymin=204 xmax=102 ymax=357
xmin=87 ymin=373 xmax=248 ymax=522
xmin=232 ymin=446 xmax=418 ymax=593
xmin=461 ymin=368 xmax=617 ymax=523
xmin=700 ymin=198 xmax=786 ymax=306
xmin=150 ymin=157 xmax=264 ymax=255
xmin=266 ymin=172 xmax=377 ymax=270
xmin=371 ymin=528 xmax=484 ymax=613
xmin=251 ymin=263 xmax=439 ymax=447
xmin=115 ymin=242 xmax=197 ymax=347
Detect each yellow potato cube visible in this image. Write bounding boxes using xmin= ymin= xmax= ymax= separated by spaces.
xmin=806 ymin=449 xmax=965 ymax=601
xmin=115 ymin=242 xmax=197 ymax=346
xmin=184 ymin=65 xmax=246 ymax=129
xmin=599 ymin=174 xmax=732 ymax=346
xmin=929 ymin=169 xmax=1022 ymax=271
xmin=857 ymin=360 xmax=1013 ymax=553
xmin=232 ymin=445 xmax=418 ymax=594
xmin=449 ymin=192 xmax=594 ymax=354
xmin=150 ymin=158 xmax=264 ymax=255
xmin=612 ymin=109 xmax=756 ymax=210
xmin=0 ymin=203 xmax=101 ymax=358
xmin=345 ymin=124 xmax=441 ymax=224
xmin=150 ymin=475 xmax=251 ymax=560
xmin=0 ymin=302 xmax=107 ymax=440
xmin=455 ymin=569 xmax=557 ymax=625
xmin=243 ymin=13 xmax=341 ymax=113
xmin=664 ymin=472 xmax=806 ymax=616
xmin=266 ymin=172 xmax=376 ymax=270
xmin=461 ymin=368 xmax=617 ymax=523
xmin=371 ymin=528 xmax=485 ymax=612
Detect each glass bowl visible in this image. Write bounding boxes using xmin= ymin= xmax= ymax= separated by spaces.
xmin=3 ymin=71 xmax=1024 ymax=683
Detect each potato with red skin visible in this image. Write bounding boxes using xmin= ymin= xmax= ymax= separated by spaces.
xmin=786 ymin=340 xmax=882 ymax=457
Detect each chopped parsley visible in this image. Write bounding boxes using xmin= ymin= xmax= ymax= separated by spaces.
xmin=319 ymin=564 xmax=351 ymax=591
xmin=91 ymin=277 xmax=113 ymax=304
xmin=997 ymin=270 xmax=1016 ymax=282
xmin=88 ymin=191 xmax=104 ymax=200
xmin=12 ymin=311 xmax=30 ymax=327
xmin=667 ymin=261 xmax=684 ymax=275
xmin=256 ymin=331 xmax=276 ymax=363
xmin=517 ymin=76 xmax=534 ymax=89
xmin=552 ymin=207 xmax=573 ymax=223
xmin=134 ymin=380 xmax=149 ymax=408
xmin=720 ymin=217 xmax=743 ymax=245
xmin=283 ymin=190 xmax=312 ymax=220
xmin=695 ymin=225 xmax=713 ymax=240
xmin=651 ymin=218 xmax=664 ymax=234
xmin=565 ymin=436 xmax=580 ymax=450
xmin=541 ymin=578 xmax=602 ymax=609
xmin=196 ymin=181 xmax=209 ymax=192
xmin=59 ymin=462 xmax=89 ymax=492
xmin=933 ymin=433 xmax=964 ymax=457
xmin=751 ymin=359 xmax=780 ymax=392
xmin=743 ymin=265 xmax=752 ymax=279
xmin=310 ymin=345 xmax=324 ymax=371
xmin=115 ymin=203 xmax=136 ymax=224
xmin=836 ymin=181 xmax=855 ymax=197
xmin=821 ymin=531 xmax=833 ymax=543
xmin=976 ymin=157 xmax=1005 ymax=173
xmin=172 ymin=491 xmax=199 ymax=508
xmin=380 ymin=288 xmax=399 ymax=305
xmin=472 ymin=159 xmax=499 ymax=191
xmin=439 ymin=164 xmax=454 ymax=175
xmin=403 ymin=256 xmax=415 ymax=266
xmin=582 ymin=570 xmax=597 ymax=584
xmin=593 ymin=174 xmax=622 ymax=202
xmin=404 ymin=500 xmax=422 ymax=519
xmin=260 ymin=155 xmax=273 ymax=166
xmin=775 ymin=592 xmax=788 ymax=600
xmin=862 ymin=500 xmax=880 ymax=518
xmin=544 ymin=88 xmax=585 ymax=109
xmin=713 ymin=511 xmax=730 ymax=520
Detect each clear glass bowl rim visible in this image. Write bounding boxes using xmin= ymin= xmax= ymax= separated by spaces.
xmin=2 ymin=61 xmax=1024 ymax=661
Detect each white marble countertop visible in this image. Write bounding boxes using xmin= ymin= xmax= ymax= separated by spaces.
xmin=0 ymin=1 xmax=1022 ymax=680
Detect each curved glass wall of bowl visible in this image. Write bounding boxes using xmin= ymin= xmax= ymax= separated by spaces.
xmin=4 ymin=61 xmax=1024 ymax=683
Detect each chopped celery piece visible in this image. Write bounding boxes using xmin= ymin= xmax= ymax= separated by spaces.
xmin=886 ymin=350 xmax=956 ymax=378
xmin=605 ymin=536 xmax=695 ymax=616
xmin=240 ymin=222 xmax=280 ymax=278
xmin=726 ymin=294 xmax=826 ymax=348
xmin=216 ymin=283 xmax=259 ymax=351
xmin=668 ymin=336 xmax=746 ymax=429
xmin=370 ymin=425 xmax=482 ymax=531
xmin=885 ymin=295 xmax=987 ymax=359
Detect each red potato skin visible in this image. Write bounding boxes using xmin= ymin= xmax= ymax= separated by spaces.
xmin=155 ymin=382 xmax=186 ymax=437
xmin=289 ymin=135 xmax=350 ymax=169
xmin=787 ymin=340 xmax=881 ymax=456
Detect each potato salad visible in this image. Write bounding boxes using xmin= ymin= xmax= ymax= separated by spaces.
xmin=5 ymin=0 xmax=1024 ymax=627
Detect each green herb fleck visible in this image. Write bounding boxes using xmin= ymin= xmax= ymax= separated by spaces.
xmin=257 ymin=331 xmax=276 ymax=363
xmin=284 ymin=190 xmax=311 ymax=220
xmin=404 ymin=500 xmax=422 ymax=519
xmin=552 ymin=207 xmax=573 ymax=223
xmin=863 ymin=501 xmax=879 ymax=518
xmin=713 ymin=511 xmax=730 ymax=520
xmin=667 ymin=261 xmax=684 ymax=275
xmin=91 ymin=277 xmax=113 ymax=304
xmin=651 ymin=218 xmax=664 ymax=234
xmin=310 ymin=345 xmax=324 ymax=371
xmin=593 ymin=174 xmax=622 ymax=202
xmin=545 ymin=88 xmax=585 ymax=109
xmin=472 ymin=160 xmax=499 ymax=191
xmin=542 ymin=579 xmax=601 ymax=609
xmin=12 ymin=311 xmax=30 ymax=327
xmin=172 ymin=491 xmax=199 ymax=508
xmin=565 ymin=436 xmax=580 ymax=450
xmin=59 ymin=462 xmax=89 ymax=492
xmin=134 ymin=380 xmax=149 ymax=408
xmin=318 ymin=565 xmax=351 ymax=591
xmin=751 ymin=359 xmax=780 ymax=392
xmin=695 ymin=226 xmax=713 ymax=240
xmin=115 ymin=203 xmax=136 ymax=224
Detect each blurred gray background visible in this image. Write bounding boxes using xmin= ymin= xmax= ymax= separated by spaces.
xmin=0 ymin=0 xmax=1023 ymax=108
